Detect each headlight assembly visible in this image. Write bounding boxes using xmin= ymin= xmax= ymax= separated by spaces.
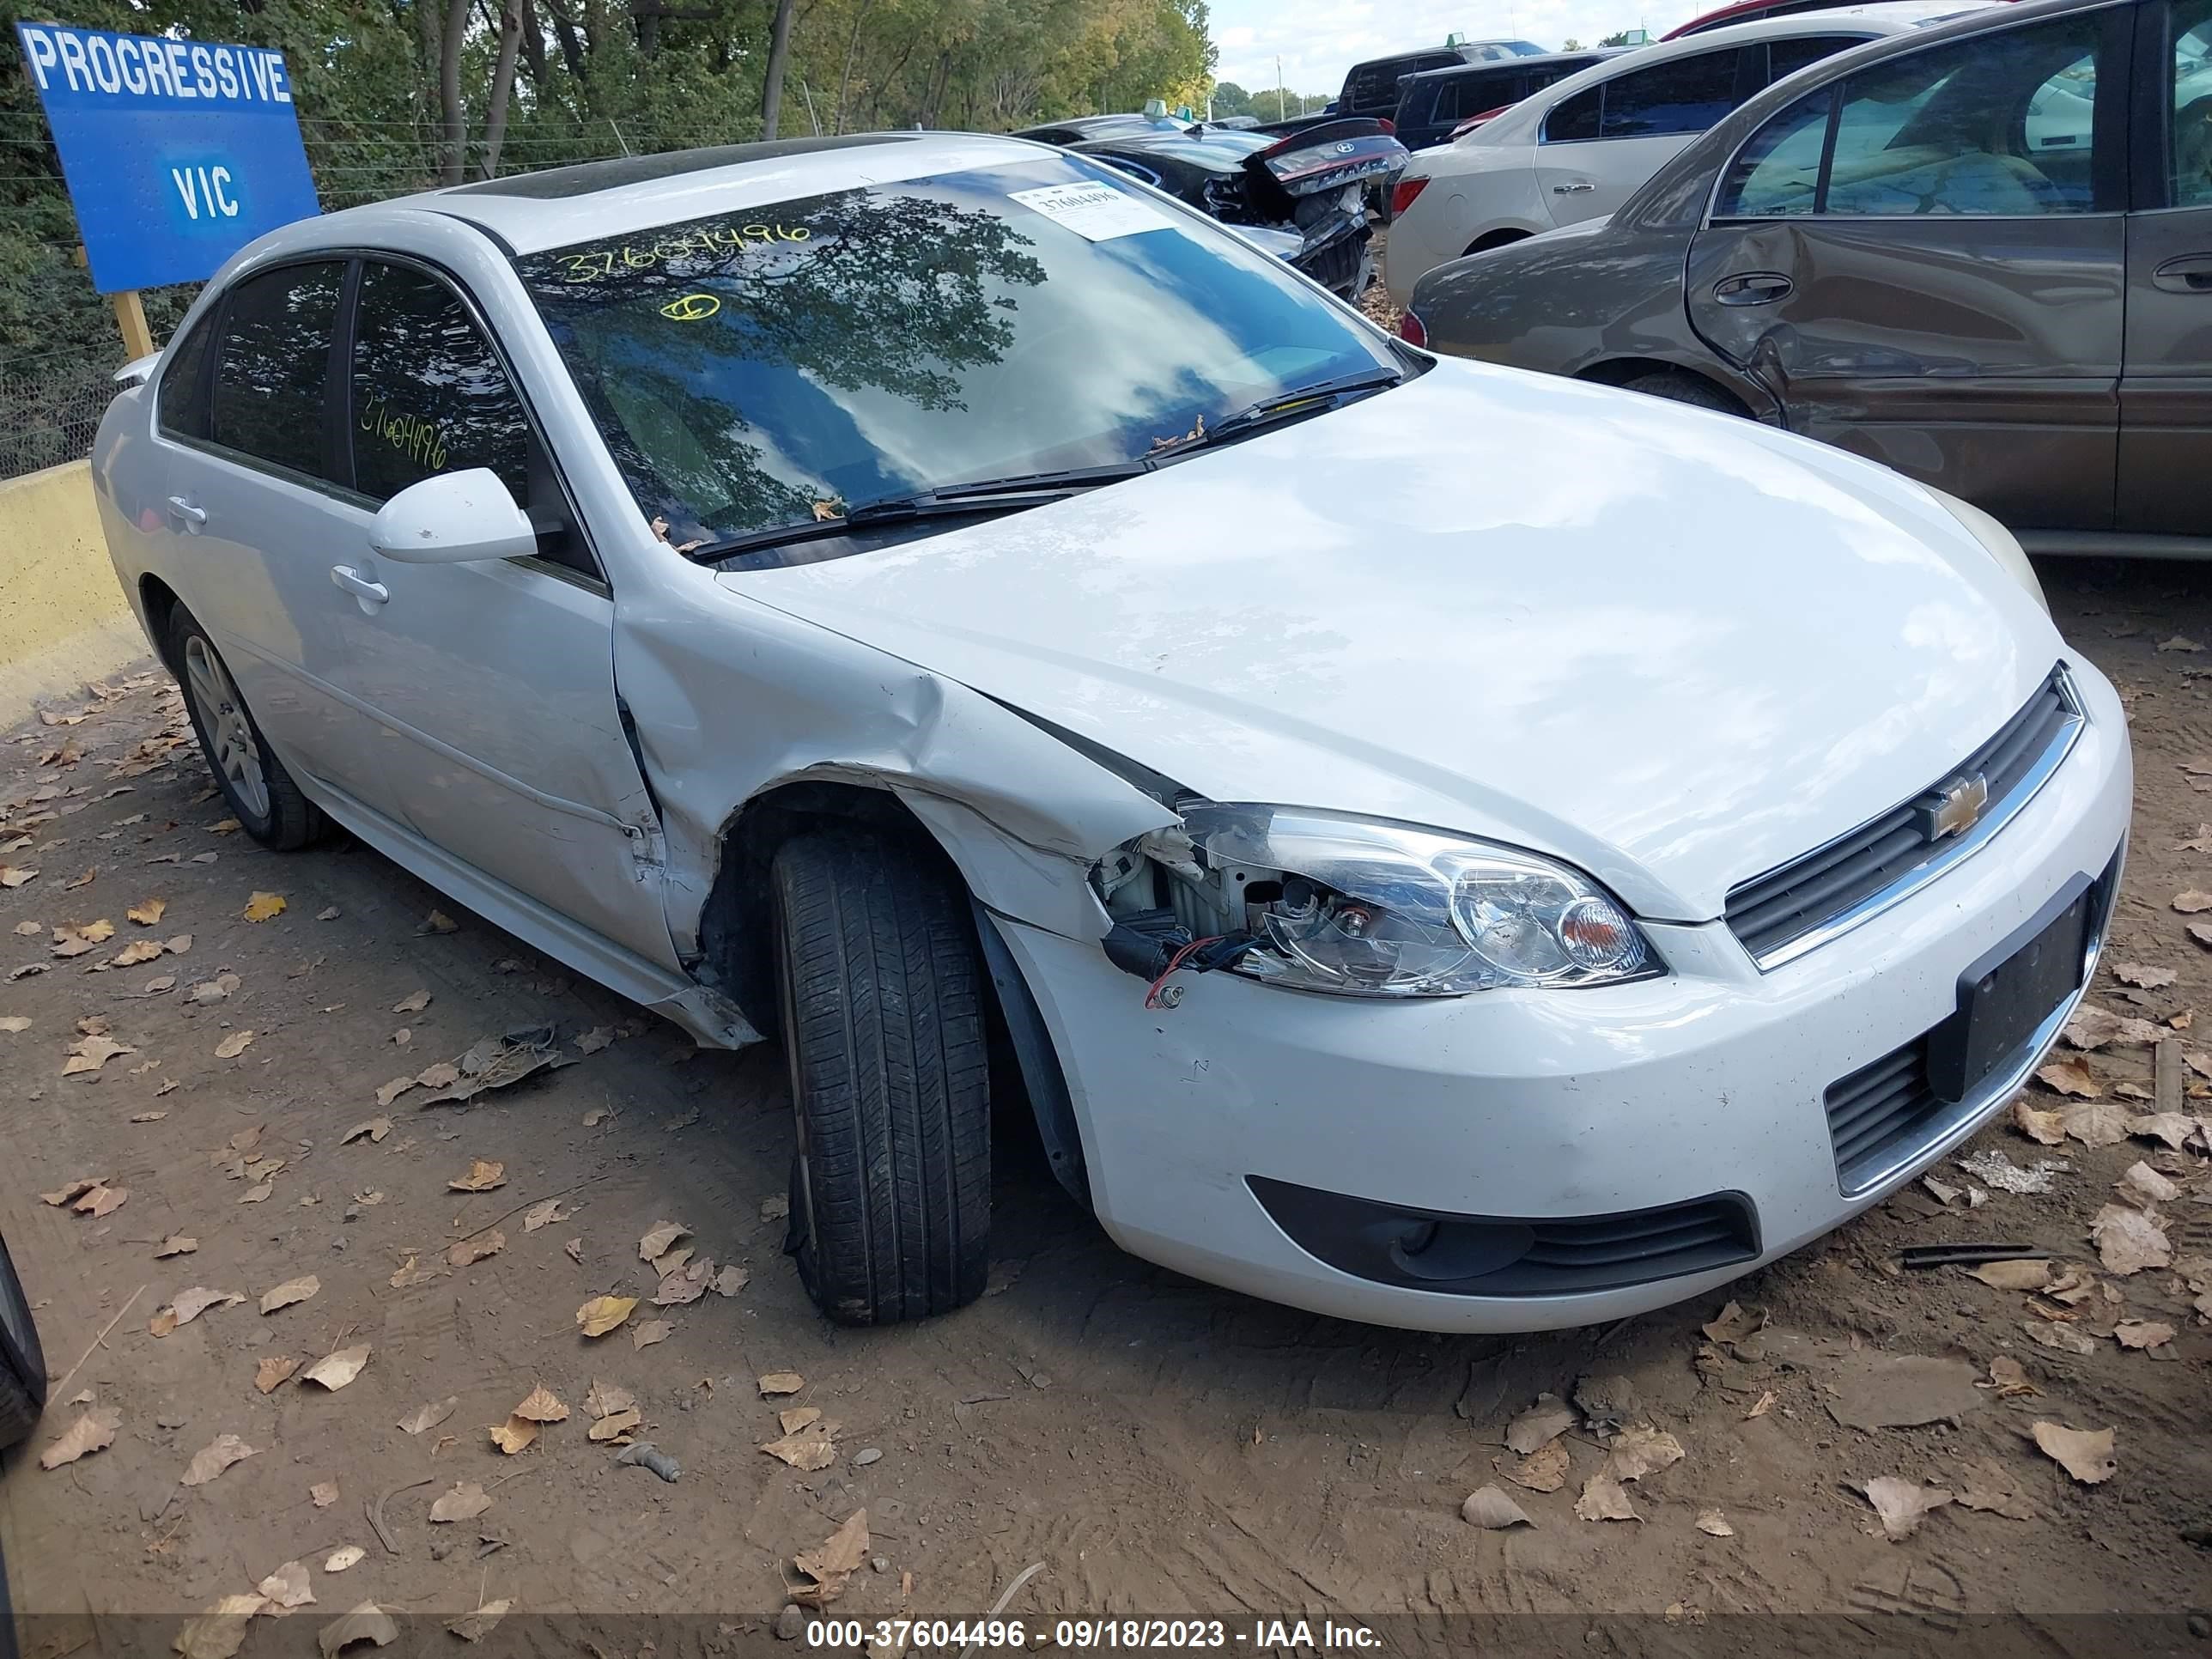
xmin=1109 ymin=804 xmax=1658 ymax=999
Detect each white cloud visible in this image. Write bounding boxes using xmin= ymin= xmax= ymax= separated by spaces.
xmin=1208 ymin=0 xmax=1703 ymax=98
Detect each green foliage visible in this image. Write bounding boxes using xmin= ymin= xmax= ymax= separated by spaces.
xmin=0 ymin=0 xmax=1215 ymax=410
xmin=1599 ymin=30 xmax=1636 ymax=46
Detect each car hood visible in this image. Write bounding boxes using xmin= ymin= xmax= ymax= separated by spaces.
xmin=717 ymin=360 xmax=2063 ymax=921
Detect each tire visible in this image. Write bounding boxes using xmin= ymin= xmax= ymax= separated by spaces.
xmin=167 ymin=602 xmax=326 ymax=850
xmin=1620 ymin=368 xmax=1744 ymax=416
xmin=0 ymin=1230 xmax=46 ymax=1452
xmin=771 ymin=830 xmax=990 ymax=1325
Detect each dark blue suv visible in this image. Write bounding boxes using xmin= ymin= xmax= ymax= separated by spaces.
xmin=1391 ymin=51 xmax=1620 ymax=150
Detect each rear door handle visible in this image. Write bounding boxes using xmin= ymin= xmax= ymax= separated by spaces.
xmin=1552 ymin=181 xmax=1594 ymax=194
xmin=2152 ymin=254 xmax=2212 ymax=294
xmin=166 ymin=495 xmax=205 ymax=529
xmin=1713 ymin=271 xmax=1794 ymax=306
xmin=330 ymin=565 xmax=389 ymax=611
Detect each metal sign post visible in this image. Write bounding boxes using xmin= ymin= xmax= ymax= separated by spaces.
xmin=17 ymin=23 xmax=321 ymax=356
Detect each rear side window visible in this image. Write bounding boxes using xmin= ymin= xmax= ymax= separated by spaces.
xmin=1546 ymin=85 xmax=1603 ymax=142
xmin=155 ymin=313 xmax=215 ymax=440
xmin=210 ymin=262 xmax=344 ymax=481
xmin=1766 ymin=34 xmax=1867 ymax=85
xmin=1716 ymin=88 xmax=1833 ymax=214
xmin=1598 ymin=48 xmax=1745 ymax=137
xmin=2174 ymin=0 xmax=2212 ymax=206
xmin=349 ymin=262 xmax=529 ymax=506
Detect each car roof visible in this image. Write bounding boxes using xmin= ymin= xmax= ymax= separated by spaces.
xmin=1459 ymin=1 xmax=1987 ymax=143
xmin=278 ymin=131 xmax=1052 ymax=258
xmin=1398 ymin=48 xmax=1618 ymax=84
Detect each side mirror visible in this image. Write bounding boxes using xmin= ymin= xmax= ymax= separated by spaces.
xmin=369 ymin=469 xmax=538 ymax=565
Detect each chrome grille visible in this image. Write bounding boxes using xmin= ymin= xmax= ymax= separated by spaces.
xmin=1727 ymin=668 xmax=2081 ymax=969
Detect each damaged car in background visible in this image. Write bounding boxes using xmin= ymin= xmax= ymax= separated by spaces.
xmin=1025 ymin=112 xmax=1408 ymax=297
xmin=94 ymin=131 xmax=2129 ymax=1333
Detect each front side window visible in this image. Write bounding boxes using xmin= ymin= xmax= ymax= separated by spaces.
xmin=2172 ymin=0 xmax=2212 ymax=206
xmin=1823 ymin=17 xmax=2104 ymax=215
xmin=514 ymin=157 xmax=1398 ymax=567
xmin=349 ymin=263 xmax=530 ymax=505
xmin=210 ymin=262 xmax=344 ymax=480
xmin=1598 ymin=48 xmax=1743 ymax=138
xmin=1766 ymin=34 xmax=1867 ymax=87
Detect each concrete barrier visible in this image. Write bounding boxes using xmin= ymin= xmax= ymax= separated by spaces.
xmin=0 ymin=459 xmax=152 ymax=720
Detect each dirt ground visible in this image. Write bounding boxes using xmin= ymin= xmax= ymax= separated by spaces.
xmin=1 ymin=559 xmax=2209 ymax=1655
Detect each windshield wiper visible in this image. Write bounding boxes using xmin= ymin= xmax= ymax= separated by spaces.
xmin=684 ymin=463 xmax=1152 ymax=562
xmin=1164 ymin=368 xmax=1407 ymax=453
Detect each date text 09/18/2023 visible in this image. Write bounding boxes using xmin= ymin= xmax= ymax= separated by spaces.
xmin=803 ymin=1619 xmax=1382 ymax=1650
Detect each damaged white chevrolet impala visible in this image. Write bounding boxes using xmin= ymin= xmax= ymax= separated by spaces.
xmin=93 ymin=132 xmax=2131 ymax=1331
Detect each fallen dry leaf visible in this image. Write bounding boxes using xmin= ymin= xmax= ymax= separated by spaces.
xmin=2114 ymin=1319 xmax=2175 ymax=1350
xmin=790 ymin=1509 xmax=870 ymax=1607
xmin=1602 ymin=1425 xmax=1684 ymax=1483
xmin=259 ymin=1274 xmax=319 ymax=1315
xmin=711 ymin=1264 xmax=749 ymax=1297
xmin=654 ymin=1256 xmax=714 ymax=1307
xmin=175 ymin=1594 xmax=268 ymax=1659
xmin=2033 ymin=1421 xmax=2116 ymax=1484
xmin=1500 ymin=1440 xmax=1570 ymax=1492
xmin=241 ymin=891 xmax=286 ymax=922
xmin=316 ymin=1603 xmax=397 ymax=1658
xmin=446 ymin=1231 xmax=504 ymax=1267
xmin=2177 ymin=890 xmax=2212 ymax=914
xmin=1573 ymin=1472 xmax=1640 ymax=1522
xmin=1695 ymin=1510 xmax=1735 ymax=1537
xmin=447 ymin=1158 xmax=505 ymax=1193
xmin=760 ymin=1420 xmax=837 ymax=1470
xmin=181 ymin=1432 xmax=256 ymax=1486
xmin=1954 ymin=1458 xmax=2033 ymax=1520
xmin=576 ymin=1025 xmax=613 ymax=1054
xmin=632 ymin=1320 xmax=672 ymax=1350
xmin=2061 ymin=1100 xmax=2130 ymax=1148
xmin=2091 ymin=1204 xmax=2172 ymax=1274
xmin=2118 ymin=1162 xmax=2181 ymax=1206
xmin=1745 ymin=1390 xmax=1778 ymax=1419
xmin=1504 ymin=1392 xmax=1577 ymax=1456
xmin=447 ymin=1600 xmax=512 ymax=1644
xmin=155 ymin=1234 xmax=198 ymax=1258
xmin=589 ymin=1407 xmax=641 ymax=1443
xmin=161 ymin=1287 xmax=244 ymax=1330
xmin=577 ymin=1295 xmax=637 ymax=1338
xmin=373 ymin=1076 xmax=416 ymax=1109
xmin=398 ymin=1397 xmax=458 ymax=1436
xmin=339 ymin=1117 xmax=391 ymax=1146
xmin=512 ymin=1382 xmax=568 ymax=1423
xmin=757 ymin=1371 xmax=805 ymax=1396
xmin=563 ymin=1237 xmax=584 ymax=1263
xmin=1972 ymin=1259 xmax=2052 ymax=1291
xmin=40 ymin=1176 xmax=103 ymax=1206
xmin=2112 ymin=960 xmax=2177 ymax=989
xmin=300 ymin=1345 xmax=369 ymax=1391
xmin=489 ymin=1416 xmax=538 ymax=1455
xmin=324 ymin=1547 xmax=365 ymax=1573
xmin=39 ymin=1407 xmax=120 ymax=1469
xmin=73 ymin=1183 xmax=127 ymax=1217
xmin=392 ymin=988 xmax=430 ymax=1014
xmin=112 ymin=939 xmax=162 ymax=966
xmin=1860 ymin=1476 xmax=1953 ymax=1541
xmin=586 ymin=1380 xmax=635 ymax=1419
xmin=255 ymin=1355 xmax=299 ymax=1394
xmin=0 ymin=866 xmax=37 ymax=889
xmin=257 ymin=1559 xmax=314 ymax=1609
xmin=2037 ymin=1059 xmax=2100 ymax=1098
xmin=428 ymin=1482 xmax=491 ymax=1522
xmin=779 ymin=1407 xmax=822 ymax=1434
xmin=1460 ymin=1485 xmax=1534 ymax=1530
xmin=638 ymin=1219 xmax=689 ymax=1261
xmin=419 ymin=908 xmax=459 ymax=933
xmin=2010 ymin=1097 xmax=2067 ymax=1146
xmin=522 ymin=1197 xmax=572 ymax=1232
xmin=1985 ymin=1356 xmax=2039 ymax=1397
xmin=63 ymin=1032 xmax=134 ymax=1078
xmin=126 ymin=897 xmax=167 ymax=927
xmin=214 ymin=1030 xmax=253 ymax=1060
xmin=388 ymin=1254 xmax=441 ymax=1289
xmin=2129 ymin=1111 xmax=2199 ymax=1150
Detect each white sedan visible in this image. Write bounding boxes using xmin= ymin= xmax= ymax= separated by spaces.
xmin=94 ymin=132 xmax=2129 ymax=1332
xmin=1384 ymin=2 xmax=1980 ymax=307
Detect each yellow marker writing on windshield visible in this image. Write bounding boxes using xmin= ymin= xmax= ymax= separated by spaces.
xmin=660 ymin=293 xmax=720 ymax=322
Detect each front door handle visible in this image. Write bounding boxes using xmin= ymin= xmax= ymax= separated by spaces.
xmin=2152 ymin=254 xmax=2212 ymax=294
xmin=1552 ymin=181 xmax=1595 ymax=194
xmin=330 ymin=565 xmax=389 ymax=611
xmin=166 ymin=495 xmax=206 ymax=529
xmin=1713 ymin=271 xmax=1794 ymax=306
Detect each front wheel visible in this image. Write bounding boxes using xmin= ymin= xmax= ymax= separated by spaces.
xmin=0 ymin=1230 xmax=46 ymax=1451
xmin=771 ymin=830 xmax=991 ymax=1325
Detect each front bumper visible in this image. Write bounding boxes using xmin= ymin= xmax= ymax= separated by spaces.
xmin=995 ymin=653 xmax=2132 ymax=1333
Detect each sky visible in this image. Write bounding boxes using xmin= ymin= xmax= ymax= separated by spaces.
xmin=1207 ymin=0 xmax=1703 ymax=96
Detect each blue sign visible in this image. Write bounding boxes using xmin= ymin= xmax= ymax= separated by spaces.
xmin=15 ymin=23 xmax=320 ymax=294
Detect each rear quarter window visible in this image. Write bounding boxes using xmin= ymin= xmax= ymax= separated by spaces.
xmin=156 ymin=313 xmax=216 ymax=441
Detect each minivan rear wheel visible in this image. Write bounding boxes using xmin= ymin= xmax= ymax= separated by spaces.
xmin=167 ymin=603 xmax=327 ymax=850
xmin=770 ymin=830 xmax=991 ymax=1325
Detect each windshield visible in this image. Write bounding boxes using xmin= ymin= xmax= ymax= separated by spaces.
xmin=514 ymin=155 xmax=1395 ymax=562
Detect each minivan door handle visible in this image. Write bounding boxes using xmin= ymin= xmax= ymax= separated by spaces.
xmin=1713 ymin=272 xmax=1794 ymax=306
xmin=165 ymin=495 xmax=206 ymax=529
xmin=329 ymin=565 xmax=390 ymax=612
xmin=2151 ymin=254 xmax=2212 ymax=294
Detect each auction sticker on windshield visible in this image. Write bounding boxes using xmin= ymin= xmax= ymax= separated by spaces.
xmin=1008 ymin=181 xmax=1169 ymax=241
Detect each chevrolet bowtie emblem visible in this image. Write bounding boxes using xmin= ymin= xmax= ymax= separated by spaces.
xmin=1921 ymin=772 xmax=1990 ymax=842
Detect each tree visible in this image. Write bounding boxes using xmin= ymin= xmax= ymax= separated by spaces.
xmin=1599 ymin=29 xmax=1635 ymax=46
xmin=1561 ymin=36 xmax=1582 ymax=49
xmin=1211 ymin=79 xmax=1250 ymax=115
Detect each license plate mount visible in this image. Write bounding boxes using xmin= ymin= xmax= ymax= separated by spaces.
xmin=1925 ymin=875 xmax=2094 ymax=1103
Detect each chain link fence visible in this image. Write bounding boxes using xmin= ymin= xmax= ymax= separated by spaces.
xmin=0 ymin=112 xmax=763 ymax=483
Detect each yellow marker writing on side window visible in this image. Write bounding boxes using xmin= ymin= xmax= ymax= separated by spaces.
xmin=659 ymin=293 xmax=720 ymax=322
